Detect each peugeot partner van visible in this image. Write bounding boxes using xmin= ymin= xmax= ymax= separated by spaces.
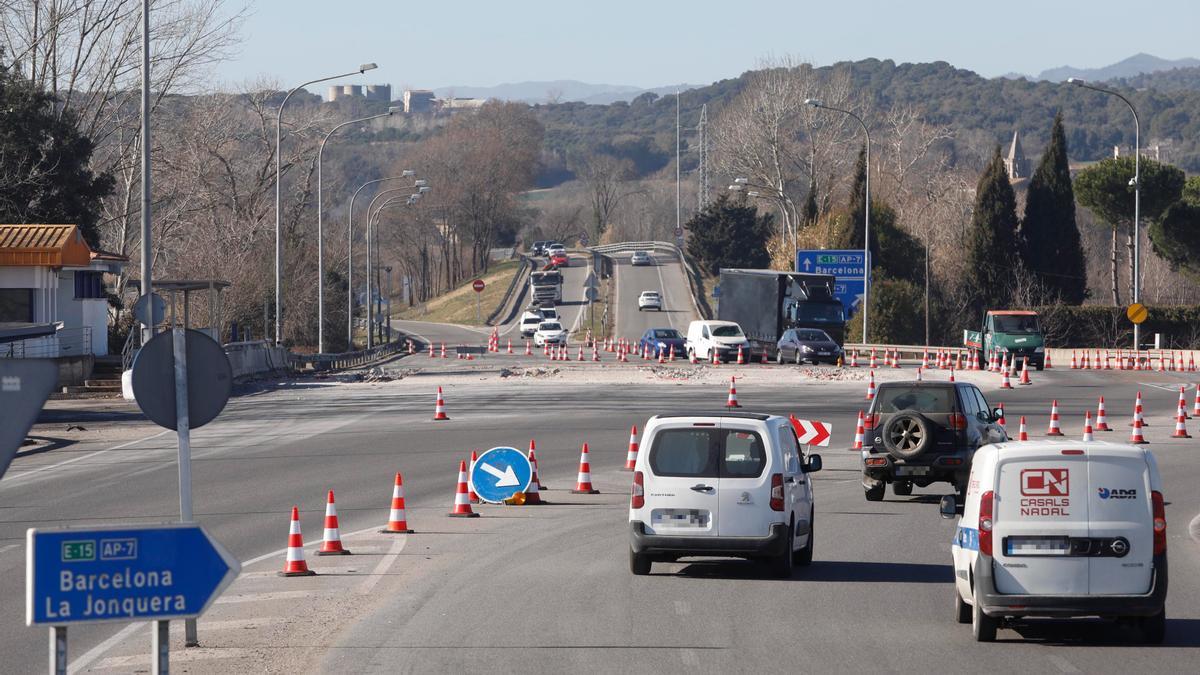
xmin=941 ymin=440 xmax=1167 ymax=643
xmin=629 ymin=412 xmax=822 ymax=578
xmin=685 ymin=320 xmax=750 ymax=363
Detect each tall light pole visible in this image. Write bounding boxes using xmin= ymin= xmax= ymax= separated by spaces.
xmin=274 ymin=63 xmax=376 ymax=345
xmin=728 ymin=177 xmax=798 ymax=258
xmin=806 ymin=98 xmax=871 ymax=343
xmin=676 ymin=89 xmax=681 ymax=239
xmin=1067 ymin=77 xmax=1141 ymax=350
xmin=365 ymin=182 xmax=428 ymax=348
xmin=368 ymin=192 xmax=428 ymax=345
xmin=345 ymin=172 xmax=414 ymax=348
xmin=139 ymin=0 xmax=153 ymax=346
xmin=316 ymin=106 xmax=398 ymax=353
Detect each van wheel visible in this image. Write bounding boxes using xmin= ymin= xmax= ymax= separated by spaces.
xmin=776 ymin=350 xmax=784 ymax=365
xmin=972 ymin=588 xmax=998 ymax=642
xmin=955 ymin=588 xmax=971 ymax=624
xmin=893 ymin=481 xmax=913 ymax=496
xmin=771 ymin=524 xmax=794 ymax=578
xmin=793 ymin=509 xmax=814 ymax=566
xmin=1139 ymin=609 xmax=1166 ymax=644
xmin=864 ymin=479 xmax=885 ymax=502
xmin=629 ymin=548 xmax=651 ymax=576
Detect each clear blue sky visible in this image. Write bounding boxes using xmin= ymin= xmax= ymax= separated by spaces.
xmin=217 ymin=0 xmax=1200 ymax=89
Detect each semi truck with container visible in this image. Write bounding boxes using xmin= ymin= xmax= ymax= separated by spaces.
xmin=529 ymin=268 xmax=563 ymax=305
xmin=717 ymin=269 xmax=847 ymax=354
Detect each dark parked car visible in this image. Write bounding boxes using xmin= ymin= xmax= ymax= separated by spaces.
xmin=861 ymin=381 xmax=1007 ymax=501
xmin=638 ymin=328 xmax=686 ymax=358
xmin=530 ymin=240 xmax=547 ymax=256
xmin=775 ymin=328 xmax=842 ymax=365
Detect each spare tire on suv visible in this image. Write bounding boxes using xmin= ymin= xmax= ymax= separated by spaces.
xmin=882 ymin=411 xmax=933 ymax=460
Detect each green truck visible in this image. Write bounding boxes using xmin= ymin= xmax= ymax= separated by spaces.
xmin=963 ymin=310 xmax=1046 ymax=370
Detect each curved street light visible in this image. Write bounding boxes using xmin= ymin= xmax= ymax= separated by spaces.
xmin=364 ymin=185 xmax=430 ymax=348
xmin=806 ymin=98 xmax=872 ymax=344
xmin=1066 ymin=78 xmax=1141 ymax=350
xmin=315 ymin=106 xmax=398 ymax=352
xmin=345 ymin=172 xmax=415 ymax=348
xmin=273 ymin=62 xmax=377 ymax=345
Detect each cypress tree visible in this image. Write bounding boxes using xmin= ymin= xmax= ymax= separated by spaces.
xmin=1020 ymin=112 xmax=1087 ymax=303
xmin=968 ymin=146 xmax=1021 ymax=308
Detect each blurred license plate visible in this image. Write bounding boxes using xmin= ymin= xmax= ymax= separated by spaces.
xmin=817 ymin=351 xmax=830 ymax=356
xmin=1006 ymin=536 xmax=1070 ymax=556
xmin=895 ymin=466 xmax=930 ymax=476
xmin=653 ymin=509 xmax=709 ymax=528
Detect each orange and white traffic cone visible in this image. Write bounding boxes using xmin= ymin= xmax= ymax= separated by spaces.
xmin=1044 ymin=351 xmax=1052 ymax=369
xmin=449 ymin=460 xmax=479 ymax=517
xmin=528 ymin=440 xmax=546 ymax=489
xmin=1193 ymin=384 xmax=1200 ymax=417
xmin=1178 ymin=386 xmax=1190 ymax=419
xmin=761 ymin=349 xmax=769 ymax=364
xmin=669 ymin=344 xmax=676 ymax=362
xmin=893 ymin=350 xmax=902 ymax=369
xmin=916 ymin=366 xmax=923 ymax=382
xmin=625 ymin=425 xmax=639 ymax=470
xmin=689 ymin=348 xmax=698 ymax=364
xmin=884 ymin=350 xmax=892 ymax=368
xmin=1018 ymin=416 xmax=1029 ymax=441
xmin=1070 ymin=350 xmax=1078 ymax=369
xmin=1046 ymin=399 xmax=1064 ymax=436
xmin=593 ymin=344 xmax=601 ymax=362
xmin=381 ymin=472 xmax=414 ymax=533
xmin=1082 ymin=411 xmax=1094 ymax=442
xmin=736 ymin=346 xmax=745 ymax=365
xmin=711 ymin=349 xmax=720 ymax=366
xmin=468 ymin=450 xmax=481 ymax=504
xmin=1096 ymin=396 xmax=1111 ymax=431
xmin=921 ymin=350 xmax=929 ymax=369
xmin=440 ymin=342 xmax=447 ymax=358
xmin=433 ymin=386 xmax=450 ymax=421
xmin=1173 ymin=407 xmax=1192 ymax=439
xmin=870 ymin=349 xmax=878 ymax=369
xmin=725 ymin=376 xmax=741 ymax=408
xmin=523 ymin=463 xmax=544 ymax=505
xmin=571 ymin=443 xmax=600 ymax=494
xmin=1019 ymin=357 xmax=1032 ymax=385
xmin=852 ymin=411 xmax=865 ymax=450
xmin=317 ymin=490 xmax=350 ymax=555
xmin=866 ymin=370 xmax=876 ymax=400
xmin=1000 ymin=360 xmax=1013 ymax=389
xmin=578 ymin=345 xmax=585 ymax=361
xmin=948 ymin=367 xmax=956 ymax=382
xmin=280 ymin=506 xmax=315 ymax=576
xmin=657 ymin=347 xmax=665 ymax=364
xmin=849 ymin=350 xmax=858 ymax=367
xmin=507 ymin=339 xmax=513 ymax=355
xmin=429 ymin=343 xmax=436 ymax=358
xmin=1129 ymin=416 xmax=1148 ymax=444
xmin=1133 ymin=391 xmax=1148 ymax=426
xmin=525 ymin=340 xmax=532 ymax=356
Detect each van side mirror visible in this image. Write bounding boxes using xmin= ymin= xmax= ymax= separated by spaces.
xmin=803 ymin=454 xmax=822 ymax=473
xmin=939 ymin=495 xmax=960 ymax=519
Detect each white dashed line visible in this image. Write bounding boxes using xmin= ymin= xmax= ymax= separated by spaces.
xmin=1047 ymin=654 xmax=1081 ymax=673
xmin=93 ymin=648 xmax=255 ymax=670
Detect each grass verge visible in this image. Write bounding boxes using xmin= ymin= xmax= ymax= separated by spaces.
xmin=396 ymin=260 xmax=522 ymax=326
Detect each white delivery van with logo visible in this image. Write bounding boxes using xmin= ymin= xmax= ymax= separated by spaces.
xmin=941 ymin=440 xmax=1167 ymax=643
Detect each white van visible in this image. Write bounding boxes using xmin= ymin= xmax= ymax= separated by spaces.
xmin=629 ymin=412 xmax=822 ymax=577
xmin=685 ymin=320 xmax=750 ymax=363
xmin=941 ymin=440 xmax=1167 ymax=643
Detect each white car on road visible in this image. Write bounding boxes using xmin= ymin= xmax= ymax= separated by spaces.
xmin=638 ymin=291 xmax=662 ymax=311
xmin=631 ymin=250 xmax=653 ymax=266
xmin=629 ymin=412 xmax=822 ymax=577
xmin=519 ymin=311 xmax=543 ymax=337
xmin=533 ymin=321 xmax=567 ymax=346
xmin=941 ymin=440 xmax=1167 ymax=643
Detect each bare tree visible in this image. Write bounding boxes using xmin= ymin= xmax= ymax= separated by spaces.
xmin=573 ymin=153 xmax=638 ymax=242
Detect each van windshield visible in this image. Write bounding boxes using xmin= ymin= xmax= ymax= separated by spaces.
xmin=992 ymin=314 xmax=1040 ymax=333
xmin=649 ymin=428 xmax=766 ymax=478
xmin=711 ymin=325 xmax=744 ymax=338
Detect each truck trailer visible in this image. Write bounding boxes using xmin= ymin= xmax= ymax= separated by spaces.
xmin=717 ymin=269 xmax=847 ymax=351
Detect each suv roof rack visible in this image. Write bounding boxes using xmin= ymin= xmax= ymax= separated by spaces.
xmin=652 ymin=411 xmax=773 ymax=421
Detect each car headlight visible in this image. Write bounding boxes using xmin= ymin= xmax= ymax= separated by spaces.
xmin=657 ymin=342 xmax=665 ymax=349
xmin=802 ymin=345 xmax=813 ymax=352
xmin=1035 ymin=346 xmax=1045 ymax=353
xmin=999 ymin=346 xmax=1009 ymax=352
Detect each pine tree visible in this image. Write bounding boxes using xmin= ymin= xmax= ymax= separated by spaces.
xmin=1020 ymin=112 xmax=1087 ymax=304
xmin=968 ymin=146 xmax=1021 ymax=308
xmin=684 ymin=194 xmax=774 ymax=275
xmin=843 ymin=145 xmax=867 ymax=247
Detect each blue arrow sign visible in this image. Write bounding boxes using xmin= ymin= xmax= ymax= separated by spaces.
xmin=797 ymin=249 xmax=869 ymax=317
xmin=470 ymin=447 xmax=532 ymax=504
xmin=27 ymin=523 xmax=239 ymax=626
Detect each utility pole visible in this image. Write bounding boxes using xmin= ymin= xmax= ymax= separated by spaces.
xmin=675 ymin=90 xmax=681 ymax=238
xmin=697 ymin=104 xmax=709 ymax=210
xmin=139 ymin=0 xmax=153 ymax=347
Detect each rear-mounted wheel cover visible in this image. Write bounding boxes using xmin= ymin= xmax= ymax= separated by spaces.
xmin=884 ymin=412 xmax=933 ymax=459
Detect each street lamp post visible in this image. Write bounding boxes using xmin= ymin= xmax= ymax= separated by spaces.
xmin=274 ymin=63 xmax=376 ymax=345
xmin=806 ymin=98 xmax=871 ymax=344
xmin=365 ymin=183 xmax=428 ymax=348
xmin=1066 ymin=78 xmax=1141 ymax=350
xmin=345 ymin=172 xmax=414 ymax=349
xmin=728 ymin=178 xmax=798 ymax=258
xmin=316 ymin=106 xmax=398 ymax=353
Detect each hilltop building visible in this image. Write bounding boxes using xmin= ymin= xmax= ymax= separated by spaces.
xmin=1003 ymin=131 xmax=1031 ymax=181
xmin=326 ymin=84 xmax=392 ymax=103
xmin=403 ymin=89 xmax=436 ymax=113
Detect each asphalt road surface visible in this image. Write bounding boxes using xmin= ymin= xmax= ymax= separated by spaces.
xmin=3 ymin=358 xmax=1199 ymax=673
xmin=612 ymin=248 xmax=698 ymax=342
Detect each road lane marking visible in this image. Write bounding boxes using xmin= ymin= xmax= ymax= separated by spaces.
xmin=358 ymin=535 xmax=407 ymax=594
xmin=1047 ymin=654 xmax=1081 ymax=673
xmin=1189 ymin=512 xmax=1200 ymax=546
xmin=680 ymin=649 xmax=700 ymax=666
xmin=93 ymin=648 xmax=255 ymax=670
xmin=674 ymin=600 xmax=690 ymax=615
xmin=69 ymin=622 xmax=146 ymax=673
xmin=3 ymin=429 xmax=170 ymax=487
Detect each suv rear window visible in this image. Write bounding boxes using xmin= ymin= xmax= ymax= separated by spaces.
xmin=874 ymin=387 xmax=956 ymax=413
xmin=649 ymin=427 xmax=766 ymax=478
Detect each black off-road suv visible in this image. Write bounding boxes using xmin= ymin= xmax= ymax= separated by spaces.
xmin=861 ymin=381 xmax=1007 ymax=500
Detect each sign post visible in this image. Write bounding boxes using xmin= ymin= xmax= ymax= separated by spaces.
xmin=472 ymin=279 xmax=485 ymax=325
xmin=27 ymin=523 xmax=239 ymax=673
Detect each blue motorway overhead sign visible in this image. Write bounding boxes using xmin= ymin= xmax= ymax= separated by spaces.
xmin=27 ymin=523 xmax=239 ymax=625
xmin=470 ymin=447 xmax=533 ymax=504
xmin=796 ymin=249 xmax=869 ymax=316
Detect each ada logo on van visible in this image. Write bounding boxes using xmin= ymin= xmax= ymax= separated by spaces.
xmin=1019 ymin=468 xmax=1070 ymax=516
xmin=1098 ymin=487 xmax=1138 ymax=500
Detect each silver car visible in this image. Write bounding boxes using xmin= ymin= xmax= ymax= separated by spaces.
xmin=630 ymin=251 xmax=653 ymax=266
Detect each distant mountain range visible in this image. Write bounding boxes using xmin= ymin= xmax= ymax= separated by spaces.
xmin=431 ymin=79 xmax=703 ymax=105
xmin=1034 ymin=53 xmax=1200 ymax=82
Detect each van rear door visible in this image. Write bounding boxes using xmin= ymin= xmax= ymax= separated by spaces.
xmin=993 ymin=452 xmax=1089 ymax=594
xmin=1087 ymin=449 xmax=1154 ymax=594
xmin=716 ymin=422 xmax=773 ymax=537
xmin=643 ymin=422 xmax=719 ymax=537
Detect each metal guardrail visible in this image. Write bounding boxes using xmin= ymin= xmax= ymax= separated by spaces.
xmin=2 ymin=327 xmax=92 ymax=359
xmin=291 ymin=338 xmax=411 ymax=371
xmin=486 ymin=256 xmax=532 ymax=326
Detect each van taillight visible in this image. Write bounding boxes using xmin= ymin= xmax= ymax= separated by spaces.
xmin=631 ymin=471 xmax=644 ymax=509
xmin=979 ymin=490 xmax=995 ymax=556
xmin=769 ymin=473 xmax=784 ymax=511
xmin=1152 ymin=490 xmax=1166 ymax=555
xmin=949 ymin=413 xmax=967 ymax=431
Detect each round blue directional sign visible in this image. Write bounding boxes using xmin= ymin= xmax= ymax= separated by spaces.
xmin=470 ymin=447 xmax=533 ymax=504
